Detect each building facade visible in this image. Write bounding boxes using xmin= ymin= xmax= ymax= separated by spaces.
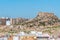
xmin=0 ymin=18 xmax=6 ymax=25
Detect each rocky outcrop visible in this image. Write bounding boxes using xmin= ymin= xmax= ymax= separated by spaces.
xmin=21 ymin=12 xmax=60 ymax=27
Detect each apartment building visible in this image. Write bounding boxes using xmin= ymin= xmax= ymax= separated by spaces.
xmin=10 ymin=18 xmax=16 ymax=25
xmin=0 ymin=17 xmax=11 ymax=25
xmin=10 ymin=18 xmax=28 ymax=25
xmin=0 ymin=17 xmax=6 ymax=25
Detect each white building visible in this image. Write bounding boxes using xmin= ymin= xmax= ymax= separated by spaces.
xmin=13 ymin=36 xmax=19 ymax=40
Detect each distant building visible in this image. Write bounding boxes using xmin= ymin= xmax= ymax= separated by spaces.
xmin=0 ymin=17 xmax=28 ymax=25
xmin=10 ymin=18 xmax=16 ymax=25
xmin=6 ymin=17 xmax=10 ymax=25
xmin=0 ymin=17 xmax=6 ymax=25
xmin=10 ymin=18 xmax=28 ymax=25
xmin=0 ymin=17 xmax=11 ymax=25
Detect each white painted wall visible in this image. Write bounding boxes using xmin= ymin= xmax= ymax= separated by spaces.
xmin=3 ymin=37 xmax=8 ymax=40
xmin=0 ymin=37 xmax=8 ymax=40
xmin=13 ymin=36 xmax=19 ymax=40
xmin=6 ymin=20 xmax=10 ymax=25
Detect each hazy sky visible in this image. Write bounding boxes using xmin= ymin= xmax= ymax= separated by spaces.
xmin=0 ymin=0 xmax=60 ymax=18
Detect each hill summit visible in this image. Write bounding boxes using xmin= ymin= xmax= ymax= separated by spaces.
xmin=21 ymin=12 xmax=60 ymax=27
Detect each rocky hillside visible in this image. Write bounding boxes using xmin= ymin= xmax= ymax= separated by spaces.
xmin=21 ymin=12 xmax=60 ymax=27
xmin=18 ymin=12 xmax=60 ymax=35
